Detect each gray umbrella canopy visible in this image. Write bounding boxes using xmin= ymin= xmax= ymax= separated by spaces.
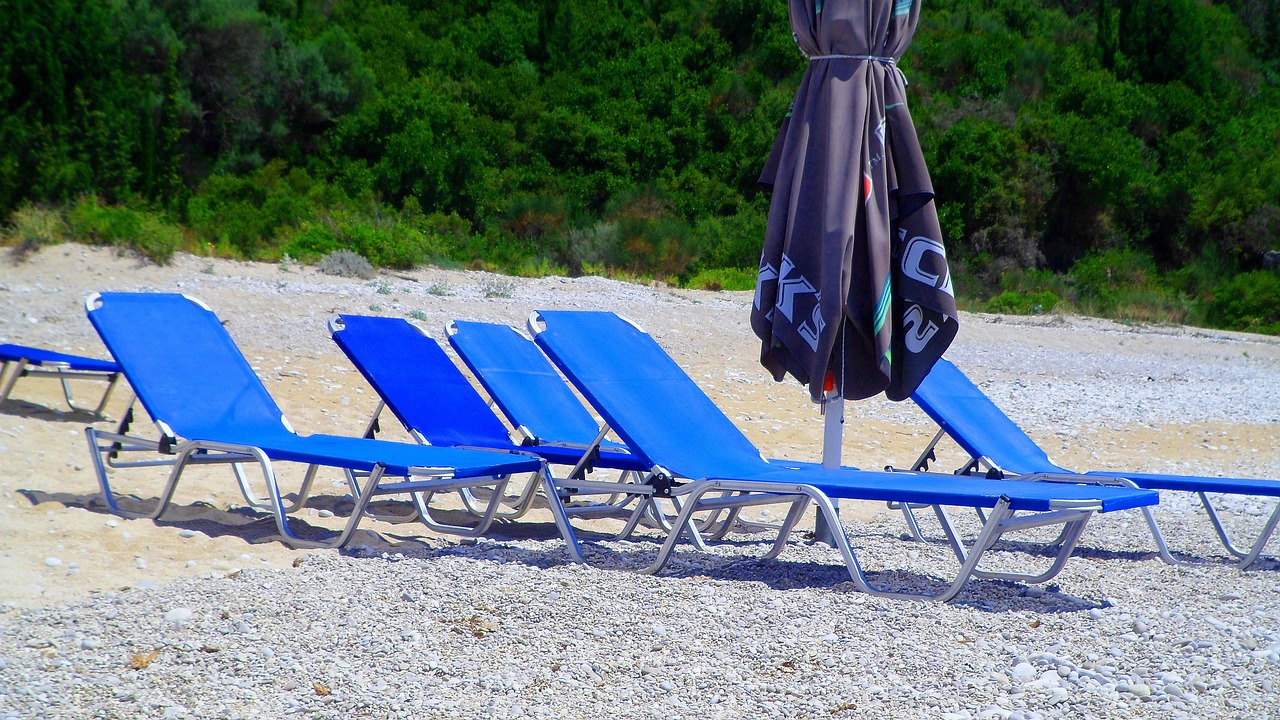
xmin=752 ymin=0 xmax=958 ymax=403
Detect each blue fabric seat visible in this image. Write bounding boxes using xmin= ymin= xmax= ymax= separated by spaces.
xmin=911 ymin=357 xmax=1280 ymax=568
xmin=1 ymin=343 xmax=122 ymax=415
xmin=527 ymin=310 xmax=1159 ymax=602
xmin=83 ymin=292 xmax=541 ymax=549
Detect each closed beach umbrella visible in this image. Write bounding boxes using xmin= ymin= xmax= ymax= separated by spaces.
xmin=752 ymin=0 xmax=958 ymax=415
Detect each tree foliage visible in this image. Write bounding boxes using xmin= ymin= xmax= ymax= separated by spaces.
xmin=1 ymin=0 xmax=1278 ymax=333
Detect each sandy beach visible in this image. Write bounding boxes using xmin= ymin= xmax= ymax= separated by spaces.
xmin=1 ymin=245 xmax=1279 ymax=718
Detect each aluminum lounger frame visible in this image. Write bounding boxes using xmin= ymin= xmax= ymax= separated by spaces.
xmin=82 ymin=292 xmax=542 ymax=549
xmin=527 ymin=309 xmax=1159 ymax=602
xmin=328 ymin=313 xmax=661 ymax=538
xmin=908 ymin=357 xmax=1280 ymax=569
xmin=0 ymin=344 xmax=123 ymax=416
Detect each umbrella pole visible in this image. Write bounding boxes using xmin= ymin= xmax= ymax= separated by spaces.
xmin=816 ymin=386 xmax=843 ymax=546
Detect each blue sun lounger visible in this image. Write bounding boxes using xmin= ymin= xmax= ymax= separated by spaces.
xmin=1 ymin=343 xmax=122 ymax=415
xmin=446 ymin=319 xmax=784 ymax=544
xmin=909 ymin=357 xmax=1280 ymax=568
xmin=83 ymin=293 xmax=542 ymax=549
xmin=527 ymin=310 xmax=1159 ymax=602
xmin=329 ymin=314 xmax=654 ymax=532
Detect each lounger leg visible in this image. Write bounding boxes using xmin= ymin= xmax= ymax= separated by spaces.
xmin=664 ymin=495 xmax=711 ymax=551
xmin=642 ymin=487 xmax=809 ymax=576
xmin=90 ymin=373 xmax=123 ymax=417
xmin=229 ymin=460 xmax=317 ymax=514
xmin=457 ymin=471 xmax=542 ymax=519
xmin=798 ymin=490 xmax=999 ymax=602
xmin=932 ymin=502 xmax=1096 ymax=585
xmin=829 ymin=499 xmax=1027 ymax=602
xmin=228 ymin=449 xmax=384 ymax=549
xmin=1200 ymin=492 xmax=1280 ymax=569
xmin=326 ymin=463 xmax=391 ymax=549
xmin=246 ymin=455 xmax=512 ymax=549
xmin=59 ymin=372 xmax=120 ymax=416
xmin=642 ymin=484 xmax=735 ymax=574
xmin=892 ymin=502 xmax=929 ymax=542
xmin=1237 ymin=500 xmax=1280 ymax=569
xmin=86 ymin=426 xmax=166 ymax=518
xmin=1136 ymin=505 xmax=1186 ymax=566
xmin=291 ymin=464 xmax=324 ymax=513
xmin=611 ymin=497 xmax=657 ymax=541
xmin=644 ymin=496 xmax=676 ymax=533
xmin=1074 ymin=475 xmax=1188 ymax=567
xmin=761 ymin=496 xmax=812 ymax=560
xmin=410 ymin=475 xmax=513 ymax=537
xmin=640 ymin=481 xmax=1096 ymax=602
xmin=697 ymin=495 xmax=787 ymax=538
xmin=0 ymin=359 xmax=27 ymax=406
xmin=230 ymin=461 xmax=272 ymax=509
xmin=542 ymin=468 xmax=587 ymax=564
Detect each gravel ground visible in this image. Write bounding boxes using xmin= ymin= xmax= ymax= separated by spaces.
xmin=1 ymin=247 xmax=1279 ymax=719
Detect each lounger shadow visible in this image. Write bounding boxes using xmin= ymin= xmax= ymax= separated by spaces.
xmin=909 ymin=357 xmax=1280 ymax=569
xmin=82 ymin=292 xmax=542 ymax=549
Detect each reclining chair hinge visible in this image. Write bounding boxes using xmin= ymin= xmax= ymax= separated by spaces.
xmin=648 ymin=472 xmax=681 ymax=498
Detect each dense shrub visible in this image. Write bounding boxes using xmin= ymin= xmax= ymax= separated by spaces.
xmin=987 ymin=290 xmax=1062 ymax=315
xmin=65 ymin=196 xmax=182 ymax=263
xmin=316 ymin=249 xmax=375 ymax=279
xmin=4 ymin=205 xmax=68 ymax=259
xmin=1069 ymin=248 xmax=1159 ymax=307
xmin=1205 ymin=271 xmax=1280 ymax=334
xmin=685 ymin=267 xmax=757 ymax=291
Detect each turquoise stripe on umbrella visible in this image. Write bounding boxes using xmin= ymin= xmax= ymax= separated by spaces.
xmin=872 ymin=274 xmax=892 ymax=335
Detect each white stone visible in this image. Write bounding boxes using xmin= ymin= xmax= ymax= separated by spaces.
xmin=164 ymin=608 xmax=194 ymax=627
xmin=1009 ymin=662 xmax=1036 ymax=685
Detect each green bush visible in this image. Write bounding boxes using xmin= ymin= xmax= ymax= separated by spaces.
xmin=1204 ymin=270 xmax=1280 ymax=334
xmin=65 ymin=196 xmax=180 ymax=263
xmin=1069 ymin=248 xmax=1160 ymax=307
xmin=186 ymin=163 xmax=345 ymax=259
xmin=684 ymin=267 xmax=757 ymax=291
xmin=282 ymin=223 xmax=345 ymax=263
xmin=987 ymin=290 xmax=1062 ymax=315
xmin=688 ymin=207 xmax=767 ymax=272
xmin=603 ymin=188 xmax=697 ymax=277
xmin=4 ymin=204 xmax=68 ymax=258
xmin=342 ymin=222 xmax=428 ymax=270
xmin=132 ymin=214 xmax=183 ymax=265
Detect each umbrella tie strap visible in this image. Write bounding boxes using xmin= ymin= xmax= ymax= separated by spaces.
xmin=807 ymin=54 xmax=896 ymax=64
xmin=807 ymin=54 xmax=906 ymax=84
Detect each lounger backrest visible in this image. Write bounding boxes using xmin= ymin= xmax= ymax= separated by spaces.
xmin=531 ymin=310 xmax=771 ymax=479
xmin=330 ymin=314 xmax=515 ymax=449
xmin=447 ymin=320 xmax=612 ymax=448
xmin=911 ymin=357 xmax=1069 ymax=475
xmin=85 ymin=292 xmax=290 ymax=441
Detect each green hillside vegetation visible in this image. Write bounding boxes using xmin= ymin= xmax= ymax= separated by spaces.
xmin=2 ymin=0 xmax=1278 ymax=334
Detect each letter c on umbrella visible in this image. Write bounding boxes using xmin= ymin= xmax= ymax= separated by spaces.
xmin=901 ymin=236 xmax=954 ymax=297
